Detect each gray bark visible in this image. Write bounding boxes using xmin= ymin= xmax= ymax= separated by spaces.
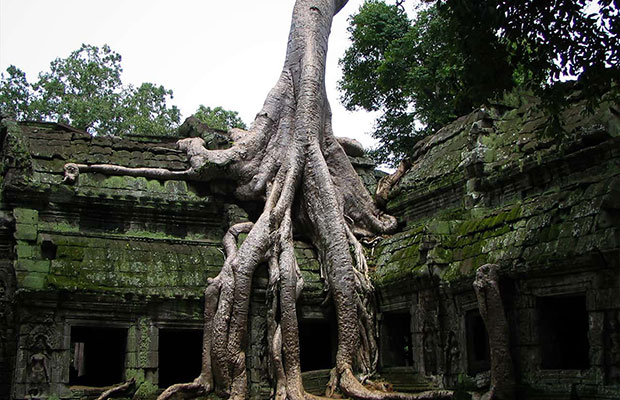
xmin=473 ymin=264 xmax=516 ymax=400
xmin=67 ymin=1 xmax=453 ymax=399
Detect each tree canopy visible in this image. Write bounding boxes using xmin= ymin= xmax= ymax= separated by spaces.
xmin=0 ymin=44 xmax=183 ymax=136
xmin=193 ymin=105 xmax=247 ymax=131
xmin=339 ymin=0 xmax=619 ymax=165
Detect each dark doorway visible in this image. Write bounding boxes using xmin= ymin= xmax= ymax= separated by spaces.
xmin=538 ymin=294 xmax=589 ymax=369
xmin=466 ymin=310 xmax=490 ymax=374
xmin=40 ymin=240 xmax=57 ymax=260
xmin=298 ymin=319 xmax=333 ymax=371
xmin=69 ymin=326 xmax=127 ymax=387
xmin=158 ymin=329 xmax=203 ymax=387
xmin=380 ymin=312 xmax=412 ymax=367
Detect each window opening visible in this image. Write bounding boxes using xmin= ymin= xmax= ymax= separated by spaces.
xmin=466 ymin=309 xmax=490 ymax=374
xmin=380 ymin=312 xmax=412 ymax=367
xmin=69 ymin=326 xmax=127 ymax=387
xmin=158 ymin=329 xmax=203 ymax=388
xmin=538 ymin=295 xmax=589 ymax=369
xmin=41 ymin=240 xmax=57 ymax=260
xmin=299 ymin=319 xmax=334 ymax=371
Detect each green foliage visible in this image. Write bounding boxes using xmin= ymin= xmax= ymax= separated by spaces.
xmin=0 ymin=44 xmax=180 ymax=136
xmin=340 ymin=0 xmax=619 ymax=165
xmin=340 ymin=1 xmax=513 ymax=164
xmin=0 ymin=66 xmax=33 ymax=119
xmin=193 ymin=105 xmax=247 ymax=131
xmin=120 ymin=82 xmax=181 ymax=136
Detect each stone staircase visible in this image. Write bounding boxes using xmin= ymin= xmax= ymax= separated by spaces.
xmin=301 ymin=367 xmax=439 ymax=396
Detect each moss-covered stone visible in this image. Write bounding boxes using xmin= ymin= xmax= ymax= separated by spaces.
xmin=373 ymin=94 xmax=618 ymax=288
xmin=13 ymin=208 xmax=39 ymax=224
xmin=14 ymin=223 xmax=38 ymax=241
xmin=15 ymin=259 xmax=50 ymax=273
xmin=132 ymin=380 xmax=158 ymax=400
xmin=17 ymin=272 xmax=48 ymax=289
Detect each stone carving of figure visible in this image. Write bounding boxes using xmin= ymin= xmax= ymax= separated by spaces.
xmin=27 ymin=334 xmax=50 ymax=399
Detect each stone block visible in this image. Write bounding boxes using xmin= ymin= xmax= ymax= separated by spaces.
xmin=15 ymin=242 xmax=36 ymax=259
xmin=14 ymin=223 xmax=38 ymax=241
xmin=56 ymin=246 xmax=84 ymax=261
xmin=12 ymin=350 xmax=28 ymax=383
xmin=50 ymin=350 xmax=70 ymax=383
xmin=16 ymin=272 xmax=48 ymax=289
xmin=49 ymin=383 xmax=73 ymax=398
xmin=589 ymin=312 xmax=605 ymax=346
xmin=12 ymin=383 xmax=27 ymax=399
xmin=125 ymin=351 xmax=138 ymax=368
xmin=146 ymin=351 xmax=158 ymax=369
xmin=590 ymin=346 xmax=604 ymax=366
xmin=13 ymin=208 xmax=39 ymax=224
xmin=16 ymin=259 xmax=50 ymax=273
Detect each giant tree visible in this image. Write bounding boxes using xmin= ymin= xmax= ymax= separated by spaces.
xmin=65 ymin=1 xmax=454 ymax=399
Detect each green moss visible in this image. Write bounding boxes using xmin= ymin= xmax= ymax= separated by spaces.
xmin=133 ymin=380 xmax=158 ymax=400
xmin=56 ymin=245 xmax=85 ymax=260
xmin=38 ymin=221 xmax=79 ymax=233
xmin=138 ymin=317 xmax=151 ymax=368
xmin=17 ymin=272 xmax=48 ymax=289
xmin=455 ymin=373 xmax=478 ymax=393
xmin=13 ymin=208 xmax=39 ymax=224
xmin=429 ymin=246 xmax=451 ymax=264
xmin=435 ymin=207 xmax=470 ymax=221
xmin=481 ymin=224 xmax=511 ymax=239
xmin=124 ymin=229 xmax=180 ymax=240
xmin=14 ymin=223 xmax=38 ymax=241
xmin=16 ymin=259 xmax=50 ymax=273
xmin=15 ymin=242 xmax=36 ymax=259
xmin=48 ymin=274 xmax=112 ymax=292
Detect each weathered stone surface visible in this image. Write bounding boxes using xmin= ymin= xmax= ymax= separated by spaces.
xmin=372 ymin=93 xmax=620 ymax=397
xmin=1 ymin=91 xmax=619 ymax=399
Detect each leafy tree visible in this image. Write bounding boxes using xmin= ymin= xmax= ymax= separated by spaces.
xmin=0 ymin=66 xmax=33 ymax=119
xmin=0 ymin=44 xmax=180 ymax=136
xmin=340 ymin=0 xmax=619 ymax=165
xmin=193 ymin=105 xmax=247 ymax=131
xmin=119 ymin=82 xmax=181 ymax=136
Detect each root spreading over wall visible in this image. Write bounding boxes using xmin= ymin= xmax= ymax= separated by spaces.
xmin=65 ymin=1 xmax=454 ymax=399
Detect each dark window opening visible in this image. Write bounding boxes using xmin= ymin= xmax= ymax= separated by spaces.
xmin=299 ymin=319 xmax=334 ymax=371
xmin=159 ymin=329 xmax=203 ymax=388
xmin=538 ymin=295 xmax=589 ymax=369
xmin=380 ymin=312 xmax=412 ymax=367
xmin=41 ymin=240 xmax=57 ymax=260
xmin=70 ymin=326 xmax=127 ymax=387
xmin=466 ymin=310 xmax=490 ymax=374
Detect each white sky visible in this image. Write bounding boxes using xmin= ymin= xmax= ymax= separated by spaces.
xmin=0 ymin=0 xmax=380 ymax=148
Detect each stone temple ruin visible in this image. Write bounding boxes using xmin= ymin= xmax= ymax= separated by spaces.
xmin=0 ymin=92 xmax=619 ymax=399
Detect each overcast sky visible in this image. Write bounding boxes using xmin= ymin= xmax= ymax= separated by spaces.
xmin=0 ymin=0 xmax=382 ymax=148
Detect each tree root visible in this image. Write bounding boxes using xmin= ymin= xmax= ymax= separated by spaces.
xmin=339 ymin=369 xmax=453 ymax=400
xmin=473 ymin=264 xmax=515 ymax=400
xmin=62 ymin=2 xmax=458 ymax=400
xmin=95 ymin=378 xmax=136 ymax=400
xmin=374 ymin=158 xmax=412 ymax=206
xmin=156 ymin=379 xmax=208 ymax=400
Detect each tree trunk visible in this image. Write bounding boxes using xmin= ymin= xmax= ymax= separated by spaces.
xmin=473 ymin=264 xmax=515 ymax=400
xmin=67 ymin=1 xmax=453 ymax=399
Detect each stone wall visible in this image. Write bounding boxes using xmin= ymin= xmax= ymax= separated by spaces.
xmin=1 ymin=90 xmax=619 ymax=399
xmin=0 ymin=120 xmax=336 ymax=399
xmin=372 ymin=92 xmax=620 ymax=398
